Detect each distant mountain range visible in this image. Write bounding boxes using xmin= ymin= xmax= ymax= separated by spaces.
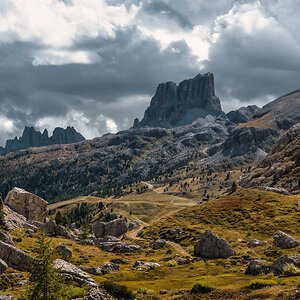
xmin=0 ymin=126 xmax=85 ymax=155
xmin=0 ymin=73 xmax=299 ymax=201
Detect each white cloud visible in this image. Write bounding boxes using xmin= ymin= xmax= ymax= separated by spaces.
xmin=0 ymin=0 xmax=139 ymax=65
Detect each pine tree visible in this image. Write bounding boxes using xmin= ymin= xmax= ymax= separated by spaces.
xmin=230 ymin=181 xmax=237 ymax=194
xmin=27 ymin=231 xmax=68 ymax=300
xmin=0 ymin=196 xmax=5 ymax=227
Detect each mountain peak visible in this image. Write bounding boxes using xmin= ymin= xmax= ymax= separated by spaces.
xmin=134 ymin=72 xmax=224 ymax=128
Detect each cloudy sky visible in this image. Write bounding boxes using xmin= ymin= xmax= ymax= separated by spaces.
xmin=0 ymin=0 xmax=300 ymax=145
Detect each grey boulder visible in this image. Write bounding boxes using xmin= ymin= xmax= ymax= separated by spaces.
xmin=272 ymin=254 xmax=300 ymax=275
xmin=93 ymin=218 xmax=128 ymax=238
xmin=273 ymin=231 xmax=299 ymax=249
xmin=245 ymin=260 xmax=272 ymax=275
xmin=0 ymin=231 xmax=15 ymax=246
xmin=247 ymin=239 xmax=267 ymax=248
xmin=56 ymin=245 xmax=72 ymax=258
xmin=194 ymin=230 xmax=235 ymax=258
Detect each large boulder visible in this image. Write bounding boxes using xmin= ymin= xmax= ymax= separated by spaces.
xmin=273 ymin=231 xmax=299 ymax=249
xmin=0 ymin=231 xmax=15 ymax=246
xmin=0 ymin=240 xmax=31 ymax=271
xmin=245 ymin=260 xmax=272 ymax=275
xmin=4 ymin=187 xmax=47 ymax=223
xmin=272 ymin=254 xmax=300 ymax=275
xmin=54 ymin=259 xmax=97 ymax=287
xmin=144 ymin=239 xmax=166 ymax=250
xmin=44 ymin=219 xmax=71 ymax=239
xmin=194 ymin=230 xmax=235 ymax=259
xmin=56 ymin=245 xmax=72 ymax=258
xmin=0 ymin=258 xmax=8 ymax=274
xmin=93 ymin=218 xmax=128 ymax=238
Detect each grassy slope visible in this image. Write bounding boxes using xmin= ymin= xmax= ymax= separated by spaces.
xmin=4 ymin=188 xmax=300 ymax=299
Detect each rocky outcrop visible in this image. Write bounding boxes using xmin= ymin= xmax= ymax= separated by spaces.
xmin=0 ymin=126 xmax=85 ymax=156
xmin=93 ymin=218 xmax=128 ymax=238
xmin=144 ymin=239 xmax=166 ymax=250
xmin=247 ymin=239 xmax=267 ymax=248
xmin=239 ymin=123 xmax=300 ymax=194
xmin=4 ymin=188 xmax=47 ymax=223
xmin=44 ymin=219 xmax=71 ymax=239
xmin=54 ymin=259 xmax=97 ymax=287
xmin=84 ymin=288 xmax=113 ymax=300
xmin=227 ymin=105 xmax=261 ymax=125
xmin=245 ymin=259 xmax=272 ymax=275
xmin=194 ymin=230 xmax=235 ymax=258
xmin=273 ymin=231 xmax=299 ymax=249
xmin=0 ymin=240 xmax=31 ymax=271
xmin=84 ymin=263 xmax=119 ymax=276
xmin=221 ymin=126 xmax=280 ymax=158
xmin=272 ymin=254 xmax=300 ymax=275
xmin=98 ymin=241 xmax=141 ymax=253
xmin=135 ymin=73 xmax=224 ymax=128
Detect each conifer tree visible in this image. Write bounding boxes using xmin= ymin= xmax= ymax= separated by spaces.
xmin=0 ymin=196 xmax=5 ymax=226
xmin=27 ymin=231 xmax=68 ymax=300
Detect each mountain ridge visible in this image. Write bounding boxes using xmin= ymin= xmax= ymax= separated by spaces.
xmin=0 ymin=126 xmax=85 ymax=155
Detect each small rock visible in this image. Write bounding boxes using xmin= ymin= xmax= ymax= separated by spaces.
xmin=110 ymin=258 xmax=130 ymax=265
xmin=127 ymin=220 xmax=140 ymax=231
xmin=56 ymin=245 xmax=73 ymax=258
xmin=247 ymin=239 xmax=267 ymax=248
xmin=159 ymin=290 xmax=168 ymax=295
xmin=273 ymin=231 xmax=299 ymax=249
xmin=98 ymin=241 xmax=141 ymax=253
xmin=133 ymin=260 xmax=161 ymax=270
xmin=0 ymin=296 xmax=14 ymax=300
xmin=144 ymin=239 xmax=166 ymax=250
xmin=25 ymin=229 xmax=35 ymax=235
xmin=175 ymin=258 xmax=191 ymax=265
xmin=245 ymin=260 xmax=272 ymax=275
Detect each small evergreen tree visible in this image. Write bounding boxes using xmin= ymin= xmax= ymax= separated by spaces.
xmin=230 ymin=181 xmax=237 ymax=194
xmin=27 ymin=231 xmax=68 ymax=300
xmin=0 ymin=196 xmax=5 ymax=227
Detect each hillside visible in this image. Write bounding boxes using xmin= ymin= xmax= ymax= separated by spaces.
xmin=239 ymin=123 xmax=300 ymax=194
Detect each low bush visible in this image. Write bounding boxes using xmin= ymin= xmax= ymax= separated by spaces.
xmin=248 ymin=279 xmax=277 ymax=289
xmin=67 ymin=286 xmax=87 ymax=299
xmin=282 ymin=263 xmax=300 ymax=276
xmin=166 ymin=260 xmax=177 ymax=267
xmin=102 ymin=281 xmax=135 ymax=300
xmin=191 ymin=280 xmax=215 ymax=294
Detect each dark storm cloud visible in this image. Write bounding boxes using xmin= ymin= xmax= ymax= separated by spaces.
xmin=0 ymin=25 xmax=199 ymax=144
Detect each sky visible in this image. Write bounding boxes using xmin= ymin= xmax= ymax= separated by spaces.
xmin=0 ymin=0 xmax=300 ymax=145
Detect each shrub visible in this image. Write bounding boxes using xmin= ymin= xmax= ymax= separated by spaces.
xmin=136 ymin=287 xmax=153 ymax=295
xmin=248 ymin=279 xmax=277 ymax=289
xmin=102 ymin=281 xmax=135 ymax=300
xmin=166 ymin=260 xmax=177 ymax=267
xmin=67 ymin=286 xmax=87 ymax=299
xmin=191 ymin=280 xmax=215 ymax=294
xmin=230 ymin=181 xmax=237 ymax=194
xmin=282 ymin=263 xmax=300 ymax=276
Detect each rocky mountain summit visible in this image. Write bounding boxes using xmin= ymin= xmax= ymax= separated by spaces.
xmin=0 ymin=126 xmax=85 ymax=155
xmin=134 ymin=72 xmax=224 ymax=128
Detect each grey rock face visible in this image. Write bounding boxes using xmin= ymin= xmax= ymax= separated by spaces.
xmin=137 ymin=73 xmax=224 ymax=128
xmin=84 ymin=288 xmax=113 ymax=300
xmin=56 ymin=245 xmax=73 ymax=258
xmin=245 ymin=260 xmax=272 ymax=275
xmin=127 ymin=220 xmax=140 ymax=231
xmin=0 ymin=258 xmax=8 ymax=274
xmin=4 ymin=187 xmax=48 ymax=223
xmin=0 ymin=126 xmax=85 ymax=156
xmin=93 ymin=218 xmax=128 ymax=238
xmin=0 ymin=240 xmax=31 ymax=271
xmin=0 ymin=231 xmax=15 ymax=246
xmin=247 ymin=239 xmax=267 ymax=248
xmin=194 ymin=230 xmax=235 ymax=258
xmin=272 ymin=254 xmax=300 ymax=275
xmin=227 ymin=105 xmax=261 ymax=125
xmin=221 ymin=126 xmax=280 ymax=158
xmin=54 ymin=259 xmax=97 ymax=287
xmin=273 ymin=231 xmax=299 ymax=249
